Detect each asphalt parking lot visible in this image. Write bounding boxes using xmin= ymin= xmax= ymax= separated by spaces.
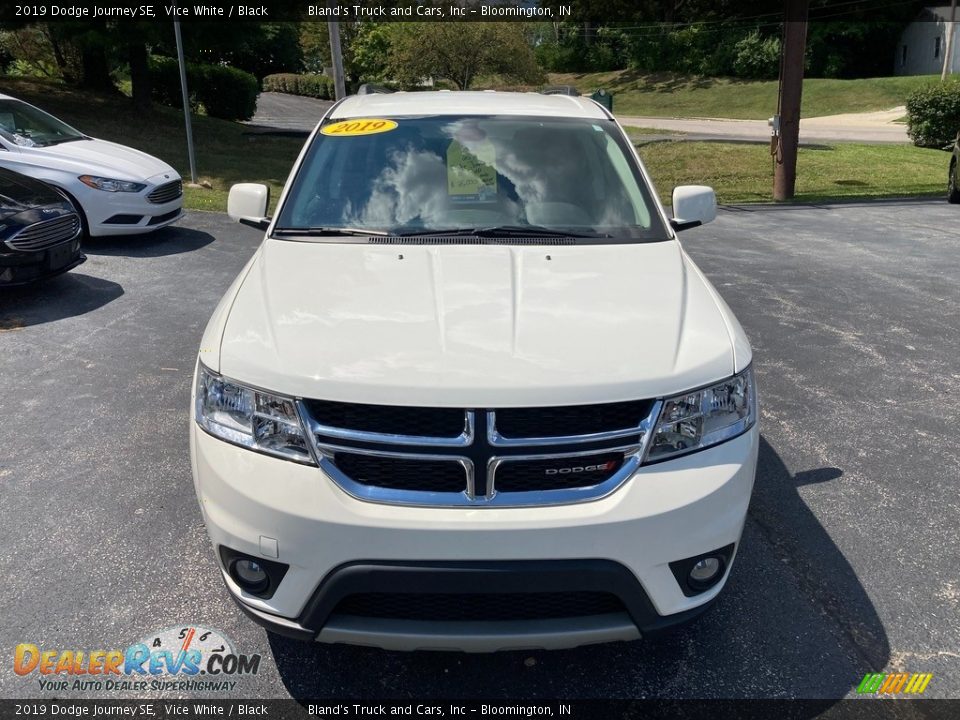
xmin=1 ymin=200 xmax=958 ymax=702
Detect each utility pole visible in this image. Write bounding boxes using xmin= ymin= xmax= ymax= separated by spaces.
xmin=173 ymin=18 xmax=198 ymax=185
xmin=328 ymin=21 xmax=346 ymax=100
xmin=942 ymin=0 xmax=957 ymax=81
xmin=773 ymin=0 xmax=809 ymax=201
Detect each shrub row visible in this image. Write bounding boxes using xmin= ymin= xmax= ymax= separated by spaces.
xmin=149 ymin=56 xmax=259 ymax=121
xmin=906 ymin=80 xmax=960 ymax=149
xmin=536 ymin=27 xmax=781 ymax=79
xmin=262 ymin=73 xmax=335 ymax=100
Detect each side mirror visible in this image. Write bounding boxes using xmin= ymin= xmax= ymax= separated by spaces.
xmin=228 ymin=183 xmax=270 ymax=230
xmin=670 ymin=185 xmax=716 ymax=232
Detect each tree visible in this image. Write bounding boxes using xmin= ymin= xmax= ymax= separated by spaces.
xmin=299 ymin=22 xmax=332 ymax=74
xmin=43 ymin=22 xmax=114 ymax=91
xmin=166 ymin=22 xmax=302 ymax=80
xmin=384 ymin=23 xmax=543 ymax=90
xmin=344 ymin=22 xmax=391 ymax=85
xmin=299 ymin=22 xmax=390 ymax=87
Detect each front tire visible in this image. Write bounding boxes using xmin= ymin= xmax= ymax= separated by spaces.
xmin=949 ymin=159 xmax=960 ymax=204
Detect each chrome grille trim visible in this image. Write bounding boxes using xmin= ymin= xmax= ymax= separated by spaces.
xmin=298 ymin=399 xmax=662 ymax=508
xmin=147 ymin=180 xmax=183 ymax=204
xmin=487 ymin=409 xmax=653 ymax=447
xmin=6 ymin=214 xmax=81 ymax=251
xmin=305 ymin=410 xmax=475 ymax=447
xmin=486 ymin=446 xmax=643 ymax=506
xmin=314 ymin=441 xmax=475 ymax=507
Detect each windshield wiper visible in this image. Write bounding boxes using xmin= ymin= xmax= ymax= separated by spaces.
xmin=273 ymin=226 xmax=389 ymax=237
xmin=396 ymin=225 xmax=611 ymax=239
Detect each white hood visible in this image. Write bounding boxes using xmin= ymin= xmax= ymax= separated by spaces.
xmin=22 ymin=137 xmax=176 ymax=181
xmin=217 ymin=238 xmax=741 ymax=407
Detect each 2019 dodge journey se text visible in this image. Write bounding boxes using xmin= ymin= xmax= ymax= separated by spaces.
xmin=190 ymin=90 xmax=759 ymax=652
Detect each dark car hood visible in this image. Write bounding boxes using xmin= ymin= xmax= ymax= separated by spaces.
xmin=0 ymin=166 xmax=72 ymax=223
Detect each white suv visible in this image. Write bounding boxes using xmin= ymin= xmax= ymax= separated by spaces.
xmin=190 ymin=91 xmax=758 ymax=652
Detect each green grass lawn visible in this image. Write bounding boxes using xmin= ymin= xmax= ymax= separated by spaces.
xmin=485 ymin=70 xmax=938 ymax=120
xmin=635 ymin=139 xmax=949 ymax=204
xmin=0 ymin=77 xmax=304 ymax=212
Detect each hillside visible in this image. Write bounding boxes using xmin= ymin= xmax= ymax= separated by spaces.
xmin=482 ymin=70 xmax=936 ymax=120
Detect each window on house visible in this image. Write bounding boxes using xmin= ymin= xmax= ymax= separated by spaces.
xmin=935 ymin=36 xmax=941 ymax=58
xmin=902 ymin=45 xmax=908 ymax=65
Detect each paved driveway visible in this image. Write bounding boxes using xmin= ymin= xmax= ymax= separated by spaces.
xmin=619 ymin=107 xmax=909 ymax=144
xmin=245 ymin=91 xmax=333 ymax=134
xmin=1 ymin=202 xmax=957 ymax=702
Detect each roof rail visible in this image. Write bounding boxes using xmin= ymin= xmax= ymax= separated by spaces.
xmin=356 ymin=83 xmax=395 ymax=96
xmin=540 ymin=85 xmax=581 ymax=97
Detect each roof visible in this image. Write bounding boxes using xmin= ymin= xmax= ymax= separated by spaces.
xmin=329 ymin=90 xmax=611 ymax=120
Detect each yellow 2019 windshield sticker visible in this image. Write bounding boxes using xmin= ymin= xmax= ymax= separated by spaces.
xmin=321 ymin=119 xmax=398 ymax=136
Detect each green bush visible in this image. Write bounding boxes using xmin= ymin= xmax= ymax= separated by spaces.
xmin=535 ymin=41 xmax=585 ymax=73
xmin=149 ymin=56 xmax=184 ymax=108
xmin=262 ymin=73 xmax=334 ymax=99
xmin=149 ymin=56 xmax=258 ymax=121
xmin=622 ymin=26 xmax=783 ymax=79
xmin=198 ymin=64 xmax=258 ymax=120
xmin=906 ymin=80 xmax=960 ymax=148
xmin=732 ymin=31 xmax=781 ymax=80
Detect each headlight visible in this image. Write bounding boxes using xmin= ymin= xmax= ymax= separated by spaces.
xmin=194 ymin=365 xmax=314 ymax=464
xmin=645 ymin=366 xmax=756 ymax=463
xmin=78 ymin=175 xmax=146 ymax=193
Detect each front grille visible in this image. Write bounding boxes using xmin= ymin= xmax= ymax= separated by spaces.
xmin=147 ymin=180 xmax=183 ymax=204
xmin=305 ymin=399 xmax=465 ymax=438
xmin=305 ymin=397 xmax=659 ymax=507
xmin=333 ymin=591 xmax=625 ymax=621
xmin=494 ymin=452 xmax=625 ymax=493
xmin=7 ymin=215 xmax=80 ymax=251
xmin=332 ymin=452 xmax=466 ymax=493
xmin=495 ymin=400 xmax=654 ymax=439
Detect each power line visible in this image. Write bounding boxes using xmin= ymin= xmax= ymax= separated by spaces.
xmin=551 ymin=0 xmax=918 ymax=40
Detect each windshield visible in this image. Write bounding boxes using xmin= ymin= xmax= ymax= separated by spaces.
xmin=0 ymin=100 xmax=86 ymax=148
xmin=275 ymin=115 xmax=669 ymax=241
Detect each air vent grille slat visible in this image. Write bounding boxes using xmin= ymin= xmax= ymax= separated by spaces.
xmin=147 ymin=180 xmax=183 ymax=204
xmin=7 ymin=215 xmax=80 ymax=250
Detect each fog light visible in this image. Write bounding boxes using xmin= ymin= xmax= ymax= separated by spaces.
xmin=689 ymin=557 xmax=721 ymax=584
xmin=219 ymin=546 xmax=289 ymax=599
xmin=669 ymin=543 xmax=735 ymax=597
xmin=232 ymin=559 xmax=269 ymax=593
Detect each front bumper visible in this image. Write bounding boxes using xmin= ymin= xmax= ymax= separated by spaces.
xmin=191 ymin=423 xmax=759 ymax=651
xmin=0 ymin=238 xmax=85 ymax=286
xmin=77 ymin=173 xmax=183 ymax=237
xmin=225 ymin=559 xmax=721 ymax=652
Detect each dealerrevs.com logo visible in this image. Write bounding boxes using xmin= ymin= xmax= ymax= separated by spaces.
xmin=13 ymin=626 xmax=261 ymax=693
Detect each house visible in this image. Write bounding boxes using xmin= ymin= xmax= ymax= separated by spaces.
xmin=895 ymin=6 xmax=959 ymax=75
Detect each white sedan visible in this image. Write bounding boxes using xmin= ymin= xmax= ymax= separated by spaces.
xmin=0 ymin=93 xmax=183 ymax=237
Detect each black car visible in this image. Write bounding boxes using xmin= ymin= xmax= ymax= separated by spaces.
xmin=0 ymin=166 xmax=85 ymax=285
